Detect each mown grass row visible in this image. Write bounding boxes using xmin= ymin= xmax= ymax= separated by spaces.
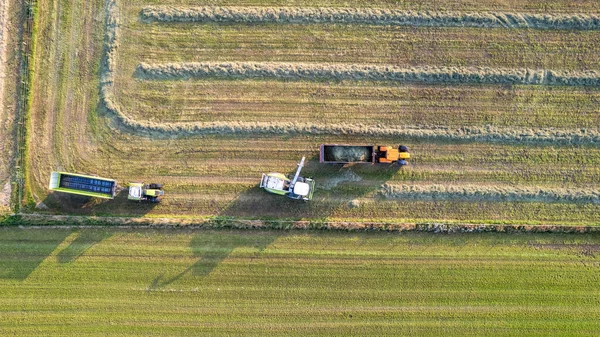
xmin=140 ymin=6 xmax=600 ymax=30
xmin=1 ymin=229 xmax=599 ymax=336
xmin=100 ymin=114 xmax=600 ymax=147
xmin=380 ymin=183 xmax=600 ymax=204
xmin=137 ymin=62 xmax=600 ymax=86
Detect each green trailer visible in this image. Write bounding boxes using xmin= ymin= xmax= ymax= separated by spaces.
xmin=48 ymin=172 xmax=117 ymax=199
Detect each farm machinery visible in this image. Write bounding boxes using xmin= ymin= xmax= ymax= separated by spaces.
xmin=320 ymin=144 xmax=410 ymax=165
xmin=260 ymin=157 xmax=315 ymax=201
xmin=128 ymin=183 xmax=164 ymax=203
xmin=49 ymin=172 xmax=117 ymax=199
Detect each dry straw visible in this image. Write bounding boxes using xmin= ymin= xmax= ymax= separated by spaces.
xmin=137 ymin=62 xmax=600 ymax=87
xmin=380 ymin=184 xmax=600 ymax=204
xmin=141 ymin=6 xmax=600 ymax=30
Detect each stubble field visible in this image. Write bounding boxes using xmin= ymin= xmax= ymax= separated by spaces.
xmin=21 ymin=0 xmax=600 ymax=225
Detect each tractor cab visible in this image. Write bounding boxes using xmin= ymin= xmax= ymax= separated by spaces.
xmin=377 ymin=145 xmax=410 ymax=165
xmin=128 ymin=182 xmax=164 ymax=202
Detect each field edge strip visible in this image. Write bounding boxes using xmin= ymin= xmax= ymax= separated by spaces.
xmin=141 ymin=6 xmax=600 ymax=31
xmin=5 ymin=214 xmax=600 ymax=231
xmin=380 ymin=184 xmax=600 ymax=204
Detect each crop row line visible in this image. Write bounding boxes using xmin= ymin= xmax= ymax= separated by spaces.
xmin=136 ymin=62 xmax=600 ymax=87
xmin=141 ymin=6 xmax=600 ymax=30
xmin=380 ymin=183 xmax=600 ymax=204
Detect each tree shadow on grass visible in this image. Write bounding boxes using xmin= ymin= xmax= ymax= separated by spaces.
xmin=0 ymin=228 xmax=72 ymax=280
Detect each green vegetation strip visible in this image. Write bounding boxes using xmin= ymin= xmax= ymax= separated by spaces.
xmin=136 ymin=62 xmax=600 ymax=86
xmin=0 ymin=228 xmax=599 ymax=336
xmin=141 ymin=6 xmax=600 ymax=30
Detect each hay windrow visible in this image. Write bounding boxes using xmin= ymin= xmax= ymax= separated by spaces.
xmin=136 ymin=62 xmax=600 ymax=87
xmin=108 ymin=117 xmax=600 ymax=146
xmin=141 ymin=6 xmax=600 ymax=30
xmin=380 ymin=184 xmax=600 ymax=204
xmin=100 ymin=0 xmax=120 ymax=124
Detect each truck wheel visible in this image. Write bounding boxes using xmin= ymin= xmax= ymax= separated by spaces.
xmin=149 ymin=183 xmax=163 ymax=189
xmin=399 ymin=145 xmax=409 ymax=152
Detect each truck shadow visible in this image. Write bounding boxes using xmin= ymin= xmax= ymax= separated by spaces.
xmin=36 ymin=189 xmax=159 ymax=268
xmin=311 ymin=161 xmax=403 ymax=218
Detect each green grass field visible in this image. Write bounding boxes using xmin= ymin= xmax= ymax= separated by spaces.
xmin=0 ymin=228 xmax=598 ymax=336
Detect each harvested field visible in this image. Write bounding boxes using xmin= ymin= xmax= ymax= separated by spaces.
xmin=17 ymin=0 xmax=600 ymax=226
xmin=1 ymin=228 xmax=599 ymax=336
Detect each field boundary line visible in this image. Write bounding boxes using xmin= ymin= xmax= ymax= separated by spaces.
xmin=141 ymin=6 xmax=600 ymax=31
xmin=3 ymin=214 xmax=600 ymax=233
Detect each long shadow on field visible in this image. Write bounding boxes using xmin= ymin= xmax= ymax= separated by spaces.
xmin=149 ymin=230 xmax=278 ymax=289
xmin=0 ymin=228 xmax=72 ymax=280
xmin=55 ymin=228 xmax=112 ymax=264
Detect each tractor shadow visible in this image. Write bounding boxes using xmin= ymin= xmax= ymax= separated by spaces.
xmin=147 ymin=159 xmax=320 ymax=289
xmin=40 ymin=188 xmax=159 ymax=217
